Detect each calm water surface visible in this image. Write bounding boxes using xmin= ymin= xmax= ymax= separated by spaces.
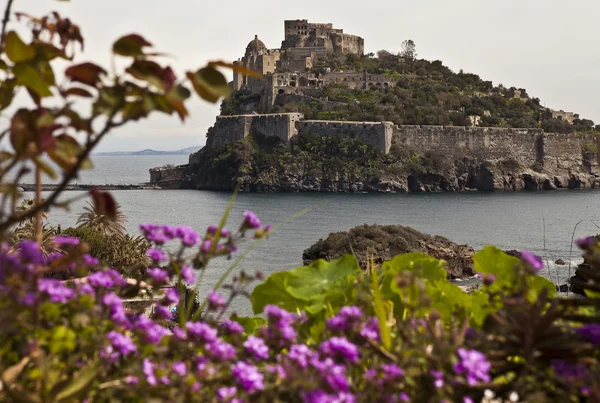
xmin=22 ymin=156 xmax=600 ymax=315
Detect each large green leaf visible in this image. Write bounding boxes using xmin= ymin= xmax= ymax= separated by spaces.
xmin=526 ymin=275 xmax=556 ymax=301
xmin=5 ymin=31 xmax=35 ymax=62
xmin=473 ymin=246 xmax=517 ymax=288
xmin=382 ymin=252 xmax=447 ymax=282
xmin=112 ymin=34 xmax=152 ymax=57
xmin=285 ymin=255 xmax=360 ymax=301
xmin=251 ymin=271 xmax=306 ymax=314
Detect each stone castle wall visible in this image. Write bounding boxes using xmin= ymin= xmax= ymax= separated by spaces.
xmin=393 ymin=126 xmax=542 ymax=163
xmin=207 ymin=113 xmax=595 ymax=167
xmin=297 ymin=120 xmax=393 ymax=154
xmin=209 ymin=113 xmax=303 ymax=148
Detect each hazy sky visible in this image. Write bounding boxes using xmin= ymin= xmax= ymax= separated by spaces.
xmin=8 ymin=0 xmax=600 ymax=151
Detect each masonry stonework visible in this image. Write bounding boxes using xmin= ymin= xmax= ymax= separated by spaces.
xmin=297 ymin=120 xmax=393 ymax=154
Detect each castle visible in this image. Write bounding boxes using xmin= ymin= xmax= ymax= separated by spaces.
xmin=230 ymin=20 xmax=394 ymax=112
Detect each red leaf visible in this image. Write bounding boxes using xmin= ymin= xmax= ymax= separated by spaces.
xmin=65 ymin=62 xmax=106 ymax=86
xmin=89 ymin=189 xmax=117 ymax=219
xmin=64 ymin=87 xmax=93 ymax=98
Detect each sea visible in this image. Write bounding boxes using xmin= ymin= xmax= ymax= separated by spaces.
xmin=18 ymin=154 xmax=600 ymax=315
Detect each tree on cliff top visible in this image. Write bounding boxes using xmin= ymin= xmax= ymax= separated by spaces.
xmin=400 ymin=39 xmax=418 ymax=60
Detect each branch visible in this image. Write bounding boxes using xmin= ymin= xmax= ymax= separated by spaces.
xmin=0 ymin=112 xmax=128 ymax=232
xmin=0 ymin=0 xmax=15 ymax=50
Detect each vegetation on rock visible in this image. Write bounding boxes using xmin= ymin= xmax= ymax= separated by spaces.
xmin=302 ymin=224 xmax=475 ymax=279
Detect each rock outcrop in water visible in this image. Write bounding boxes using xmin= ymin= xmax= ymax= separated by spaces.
xmin=302 ymin=224 xmax=475 ymax=279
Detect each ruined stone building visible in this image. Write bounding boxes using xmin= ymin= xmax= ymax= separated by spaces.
xmin=231 ymin=20 xmax=394 ymax=111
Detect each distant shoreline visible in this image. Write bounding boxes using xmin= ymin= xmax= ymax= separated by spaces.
xmin=18 ymin=184 xmax=159 ymax=192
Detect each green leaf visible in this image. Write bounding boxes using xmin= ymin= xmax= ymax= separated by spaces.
xmin=52 ymin=362 xmax=100 ymax=402
xmin=186 ymin=67 xmax=230 ymax=103
xmin=13 ymin=64 xmax=52 ymax=97
xmin=285 ymin=255 xmax=360 ymax=301
xmin=251 ymin=271 xmax=306 ymax=314
xmin=473 ymin=246 xmax=517 ymax=289
xmin=371 ymin=262 xmax=391 ymax=350
xmin=113 ymin=34 xmax=153 ymax=57
xmin=49 ymin=326 xmax=76 ymax=354
xmin=0 ymin=78 xmax=16 ymax=111
xmin=526 ymin=275 xmax=556 ymax=301
xmin=47 ymin=134 xmax=93 ymax=171
xmin=382 ymin=252 xmax=447 ymax=282
xmin=33 ymin=157 xmax=57 ymax=179
xmin=5 ymin=31 xmax=35 ymax=62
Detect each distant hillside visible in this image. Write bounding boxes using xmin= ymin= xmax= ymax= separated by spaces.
xmin=95 ymin=146 xmax=200 ymax=156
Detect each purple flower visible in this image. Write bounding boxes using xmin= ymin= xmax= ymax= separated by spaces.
xmin=147 ymin=248 xmax=167 ymax=262
xmin=287 ymin=344 xmax=316 ymax=369
xmin=107 ymin=331 xmax=137 ymax=355
xmin=102 ymin=293 xmax=129 ymax=327
xmin=53 ymin=236 xmax=80 ymax=247
xmin=143 ymin=359 xmax=157 ymax=386
xmin=147 ymin=268 xmax=169 ymax=283
xmin=125 ymin=376 xmax=139 ymax=385
xmin=400 ymin=393 xmax=409 ymax=402
xmin=207 ymin=225 xmax=218 ymax=235
xmin=430 ymin=370 xmax=444 ymax=388
xmin=172 ymin=327 xmax=187 ymax=340
xmin=182 ymin=265 xmax=195 ymax=284
xmin=552 ymin=360 xmax=588 ymax=379
xmin=311 ymin=357 xmax=349 ymax=392
xmin=453 ymin=348 xmax=491 ymax=385
xmin=88 ymin=269 xmax=126 ymax=288
xmin=172 ymin=361 xmax=187 ymax=376
xmin=381 ymin=364 xmax=405 ymax=380
xmin=520 ymin=251 xmax=543 ymax=272
xmin=83 ymin=254 xmax=99 ymax=266
xmin=200 ymin=240 xmax=213 ymax=254
xmin=576 ymin=323 xmax=600 ymax=344
xmin=135 ymin=316 xmax=170 ymax=344
xmin=217 ymin=386 xmax=237 ymax=401
xmin=360 ymin=317 xmax=380 ymax=341
xmin=221 ymin=319 xmax=244 ymax=335
xmin=187 ymin=322 xmax=218 ymax=343
xmin=302 ymin=390 xmax=353 ymax=403
xmin=242 ymin=211 xmax=261 ymax=230
xmin=19 ymin=292 xmax=37 ymax=306
xmin=576 ymin=236 xmax=596 ymax=249
xmin=165 ymin=288 xmax=180 ymax=305
xmin=208 ymin=339 xmax=237 ymax=361
xmin=231 ymin=361 xmax=264 ymax=393
xmin=320 ymin=337 xmax=359 ymax=363
xmin=19 ymin=240 xmax=44 ymax=264
xmin=209 ymin=290 xmax=226 ymax=310
xmin=264 ymin=304 xmax=294 ymax=322
xmin=176 ymin=226 xmax=200 ymax=247
xmin=221 ymin=228 xmax=231 ymax=238
xmin=464 ymin=397 xmax=474 ymax=403
xmin=244 ymin=335 xmax=269 ymax=360
xmin=327 ymin=306 xmax=362 ymax=331
xmin=154 ymin=305 xmax=172 ymax=320
xmin=38 ymin=279 xmax=75 ymax=303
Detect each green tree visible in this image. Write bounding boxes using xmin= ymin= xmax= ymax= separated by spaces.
xmin=400 ymin=39 xmax=417 ymax=60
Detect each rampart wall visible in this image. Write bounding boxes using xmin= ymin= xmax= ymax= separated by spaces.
xmin=207 ymin=114 xmax=596 ymax=167
xmin=297 ymin=120 xmax=393 ymax=154
xmin=393 ymin=126 xmax=542 ymax=163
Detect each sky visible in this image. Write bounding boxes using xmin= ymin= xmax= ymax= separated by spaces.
xmin=6 ymin=0 xmax=600 ymax=151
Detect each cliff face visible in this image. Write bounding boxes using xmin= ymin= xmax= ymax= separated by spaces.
xmin=177 ymin=133 xmax=600 ymax=193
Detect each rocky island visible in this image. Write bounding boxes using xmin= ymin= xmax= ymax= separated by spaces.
xmin=150 ymin=19 xmax=600 ymax=192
